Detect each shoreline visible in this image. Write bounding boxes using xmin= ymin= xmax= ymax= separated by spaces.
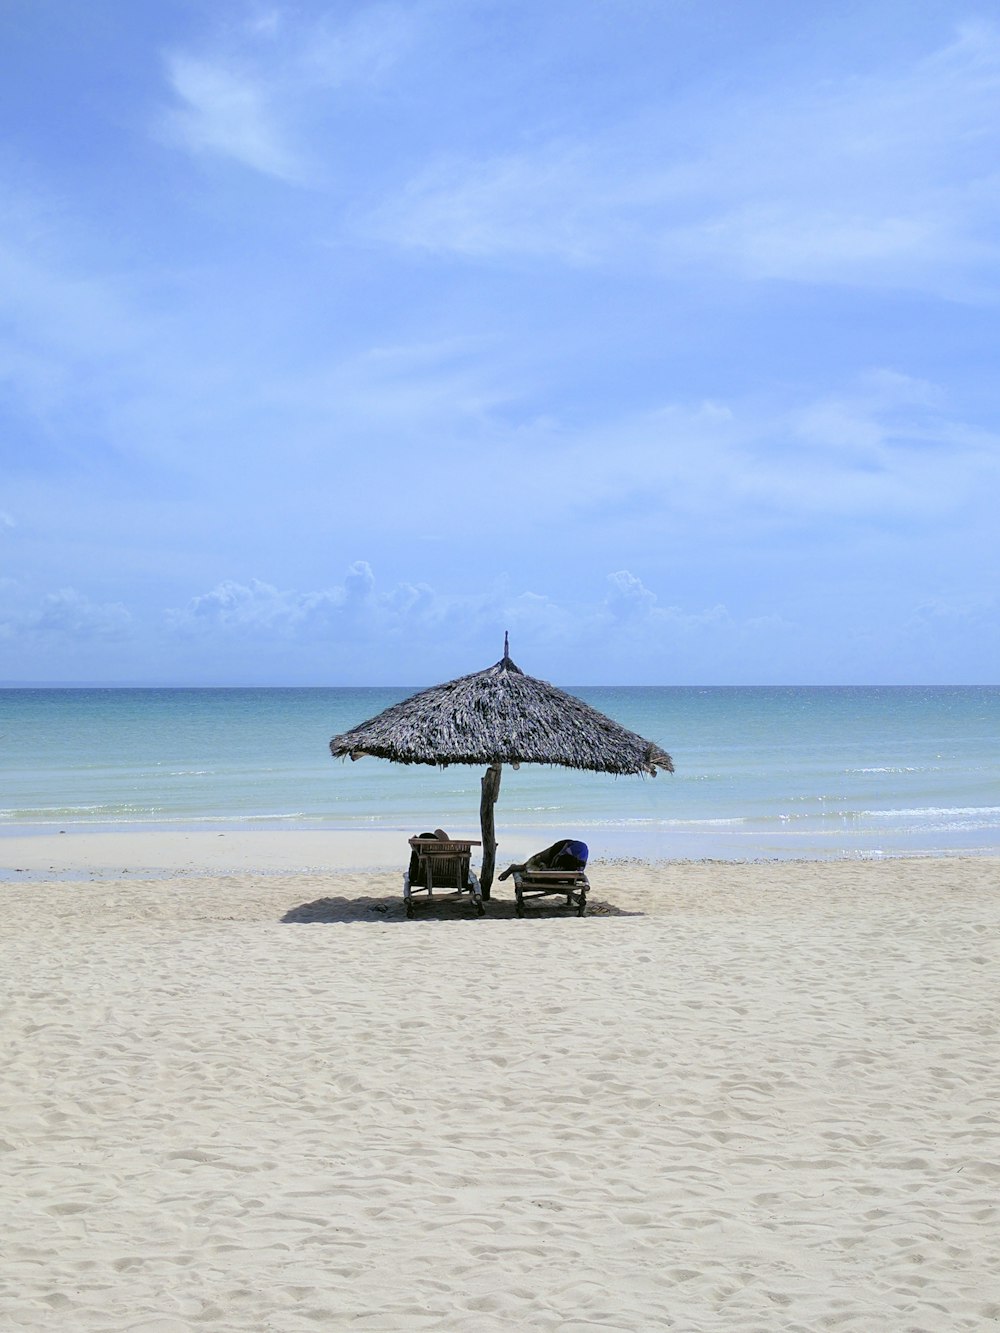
xmin=4 ymin=825 xmax=1000 ymax=882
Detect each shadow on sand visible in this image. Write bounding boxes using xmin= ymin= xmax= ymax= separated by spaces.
xmin=281 ymin=893 xmax=643 ymax=924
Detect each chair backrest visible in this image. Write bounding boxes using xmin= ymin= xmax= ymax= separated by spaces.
xmin=408 ymin=837 xmax=481 ymax=890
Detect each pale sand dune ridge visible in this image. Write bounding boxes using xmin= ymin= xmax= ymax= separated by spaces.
xmin=2 ymin=848 xmax=999 ymax=1331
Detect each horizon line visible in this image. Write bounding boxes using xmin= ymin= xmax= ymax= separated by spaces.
xmin=2 ymin=681 xmax=997 ymax=691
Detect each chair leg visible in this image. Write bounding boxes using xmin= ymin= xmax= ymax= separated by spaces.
xmin=468 ymin=873 xmax=485 ymax=917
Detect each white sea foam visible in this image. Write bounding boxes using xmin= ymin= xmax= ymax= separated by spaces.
xmin=850 ymin=765 xmax=922 ymax=774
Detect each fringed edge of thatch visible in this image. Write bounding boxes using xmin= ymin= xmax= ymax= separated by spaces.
xmin=329 ymin=655 xmax=674 ymax=776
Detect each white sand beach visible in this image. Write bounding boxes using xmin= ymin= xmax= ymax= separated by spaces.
xmin=2 ymin=834 xmax=999 ymax=1331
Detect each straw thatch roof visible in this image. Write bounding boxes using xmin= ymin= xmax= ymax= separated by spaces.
xmin=329 ymin=650 xmax=673 ymax=777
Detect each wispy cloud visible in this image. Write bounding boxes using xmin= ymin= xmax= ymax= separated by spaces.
xmin=5 ymin=3 xmax=999 ymax=685
xmin=159 ymin=53 xmax=304 ymax=181
xmin=373 ymin=20 xmax=1000 ymax=297
xmin=376 ymin=142 xmax=610 ymax=263
xmin=518 ymin=369 xmax=1000 ymax=543
xmin=0 ymin=588 xmax=133 ymax=642
xmin=156 ymin=3 xmax=416 ymax=182
xmin=299 ymin=2 xmax=418 ymax=89
xmin=0 ymin=169 xmax=175 ymax=469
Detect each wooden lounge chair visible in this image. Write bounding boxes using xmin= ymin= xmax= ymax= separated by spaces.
xmin=404 ymin=837 xmax=484 ymax=918
xmin=512 ymin=866 xmax=590 ymax=917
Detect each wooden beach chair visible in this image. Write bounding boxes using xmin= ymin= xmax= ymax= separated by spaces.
xmin=512 ymin=867 xmax=590 ymax=918
xmin=404 ymin=836 xmax=484 ymax=918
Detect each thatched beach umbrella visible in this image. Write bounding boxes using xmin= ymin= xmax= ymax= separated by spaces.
xmin=329 ymin=635 xmax=674 ymax=895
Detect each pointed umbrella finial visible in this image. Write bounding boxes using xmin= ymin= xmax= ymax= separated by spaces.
xmin=503 ymin=630 xmax=510 ymax=659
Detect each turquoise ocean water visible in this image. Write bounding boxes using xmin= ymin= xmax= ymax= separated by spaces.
xmin=2 ymin=686 xmax=998 ymax=861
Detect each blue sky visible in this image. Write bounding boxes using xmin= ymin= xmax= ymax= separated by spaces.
xmin=2 ymin=0 xmax=998 ymax=685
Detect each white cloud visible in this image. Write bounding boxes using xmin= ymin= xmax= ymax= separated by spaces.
xmin=163 ymin=562 xmax=762 ymax=670
xmin=605 ymin=570 xmax=657 ymax=621
xmin=167 ymin=562 xmax=419 ymax=640
xmin=168 ymin=577 xmax=345 ymax=634
xmin=343 ymin=558 xmax=376 ymax=603
xmin=3 ymin=559 xmax=985 ymax=684
xmin=600 ymin=571 xmax=734 ymax=638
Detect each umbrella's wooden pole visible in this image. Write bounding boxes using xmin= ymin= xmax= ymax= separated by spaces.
xmin=479 ymin=762 xmax=502 ymax=898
